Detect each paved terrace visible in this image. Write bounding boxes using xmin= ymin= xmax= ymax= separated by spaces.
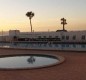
xmin=0 ymin=48 xmax=86 ymax=80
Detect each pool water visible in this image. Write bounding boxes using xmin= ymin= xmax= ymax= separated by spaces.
xmin=0 ymin=54 xmax=62 ymax=69
xmin=0 ymin=42 xmax=86 ymax=51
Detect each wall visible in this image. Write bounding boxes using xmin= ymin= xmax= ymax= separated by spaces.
xmin=1 ymin=30 xmax=86 ymax=43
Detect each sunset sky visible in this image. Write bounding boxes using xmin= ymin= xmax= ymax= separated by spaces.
xmin=0 ymin=0 xmax=86 ymax=32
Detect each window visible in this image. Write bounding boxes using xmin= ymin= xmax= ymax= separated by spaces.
xmin=72 ymin=44 xmax=76 ymax=48
xmin=38 ymin=36 xmax=41 ymax=38
xmin=49 ymin=36 xmax=52 ymax=38
xmin=81 ymin=44 xmax=85 ymax=48
xmin=55 ymin=44 xmax=58 ymax=47
xmin=43 ymin=36 xmax=47 ymax=41
xmin=62 ymin=36 xmax=65 ymax=40
xmin=82 ymin=35 xmax=85 ymax=40
xmin=55 ymin=36 xmax=58 ymax=38
xmin=73 ymin=36 xmax=76 ymax=40
xmin=66 ymin=36 xmax=69 ymax=40
xmin=43 ymin=36 xmax=46 ymax=38
xmin=61 ymin=44 xmax=65 ymax=47
xmin=66 ymin=44 xmax=69 ymax=47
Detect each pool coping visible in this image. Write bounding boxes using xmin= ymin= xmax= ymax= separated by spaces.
xmin=0 ymin=53 xmax=65 ymax=70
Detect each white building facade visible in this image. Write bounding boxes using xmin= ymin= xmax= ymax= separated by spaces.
xmin=7 ymin=30 xmax=86 ymax=43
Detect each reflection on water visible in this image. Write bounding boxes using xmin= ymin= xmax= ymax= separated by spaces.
xmin=0 ymin=55 xmax=59 ymax=69
xmin=0 ymin=42 xmax=86 ymax=51
xmin=27 ymin=56 xmax=35 ymax=64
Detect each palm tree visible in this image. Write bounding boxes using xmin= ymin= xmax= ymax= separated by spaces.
xmin=61 ymin=18 xmax=67 ymax=31
xmin=26 ymin=11 xmax=34 ymax=32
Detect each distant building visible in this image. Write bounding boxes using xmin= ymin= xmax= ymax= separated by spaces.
xmin=2 ymin=30 xmax=84 ymax=43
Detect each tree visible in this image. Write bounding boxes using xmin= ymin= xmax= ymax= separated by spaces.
xmin=26 ymin=11 xmax=34 ymax=32
xmin=61 ymin=18 xmax=67 ymax=31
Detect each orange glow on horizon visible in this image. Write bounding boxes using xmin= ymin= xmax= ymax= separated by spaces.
xmin=0 ymin=0 xmax=86 ymax=32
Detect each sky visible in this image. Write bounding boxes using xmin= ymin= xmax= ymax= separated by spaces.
xmin=0 ymin=0 xmax=86 ymax=32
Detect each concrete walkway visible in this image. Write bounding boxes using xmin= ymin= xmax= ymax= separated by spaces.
xmin=0 ymin=48 xmax=86 ymax=80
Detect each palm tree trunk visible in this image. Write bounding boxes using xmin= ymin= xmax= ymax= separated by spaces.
xmin=63 ymin=24 xmax=65 ymax=31
xmin=30 ymin=19 xmax=32 ymax=32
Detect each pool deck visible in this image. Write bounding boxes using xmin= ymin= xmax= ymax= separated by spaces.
xmin=0 ymin=48 xmax=86 ymax=80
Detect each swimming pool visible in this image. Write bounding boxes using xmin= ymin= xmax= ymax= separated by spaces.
xmin=0 ymin=42 xmax=86 ymax=51
xmin=0 ymin=54 xmax=64 ymax=70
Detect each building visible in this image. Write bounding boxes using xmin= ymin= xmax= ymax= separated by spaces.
xmin=2 ymin=30 xmax=84 ymax=43
xmin=0 ymin=30 xmax=86 ymax=43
